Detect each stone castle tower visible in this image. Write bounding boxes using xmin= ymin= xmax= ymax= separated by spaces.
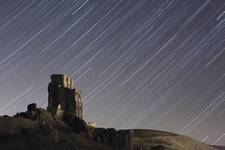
xmin=47 ymin=74 xmax=83 ymax=119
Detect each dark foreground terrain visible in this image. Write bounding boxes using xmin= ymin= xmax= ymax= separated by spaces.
xmin=0 ymin=107 xmax=111 ymax=150
xmin=0 ymin=104 xmax=221 ymax=150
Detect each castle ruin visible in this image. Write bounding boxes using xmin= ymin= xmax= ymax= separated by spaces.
xmin=47 ymin=74 xmax=83 ymax=119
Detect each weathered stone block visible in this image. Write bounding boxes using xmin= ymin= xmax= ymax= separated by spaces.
xmin=27 ymin=103 xmax=37 ymax=111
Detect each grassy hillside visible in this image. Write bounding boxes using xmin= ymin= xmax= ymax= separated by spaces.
xmin=0 ymin=108 xmax=220 ymax=150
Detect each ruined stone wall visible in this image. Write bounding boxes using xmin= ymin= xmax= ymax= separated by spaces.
xmin=93 ymin=129 xmax=135 ymax=150
xmin=93 ymin=129 xmax=173 ymax=150
xmin=75 ymin=90 xmax=83 ymax=119
xmin=47 ymin=74 xmax=83 ymax=119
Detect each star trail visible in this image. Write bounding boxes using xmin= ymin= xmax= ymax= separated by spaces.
xmin=0 ymin=0 xmax=225 ymax=146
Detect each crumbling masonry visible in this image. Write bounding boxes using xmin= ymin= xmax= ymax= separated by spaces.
xmin=47 ymin=74 xmax=83 ymax=119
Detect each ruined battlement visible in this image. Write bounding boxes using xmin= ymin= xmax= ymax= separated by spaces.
xmin=47 ymin=74 xmax=83 ymax=119
xmin=50 ymin=74 xmax=74 ymax=89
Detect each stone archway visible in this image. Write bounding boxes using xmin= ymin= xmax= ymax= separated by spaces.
xmin=56 ymin=104 xmax=64 ymax=119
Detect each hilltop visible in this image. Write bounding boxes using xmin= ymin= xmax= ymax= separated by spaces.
xmin=0 ymin=104 xmax=219 ymax=150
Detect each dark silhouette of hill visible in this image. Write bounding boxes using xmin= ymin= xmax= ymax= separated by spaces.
xmin=0 ymin=104 xmax=221 ymax=150
xmin=0 ymin=107 xmax=111 ymax=150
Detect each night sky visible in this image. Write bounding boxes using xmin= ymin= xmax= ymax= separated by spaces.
xmin=0 ymin=0 xmax=225 ymax=146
